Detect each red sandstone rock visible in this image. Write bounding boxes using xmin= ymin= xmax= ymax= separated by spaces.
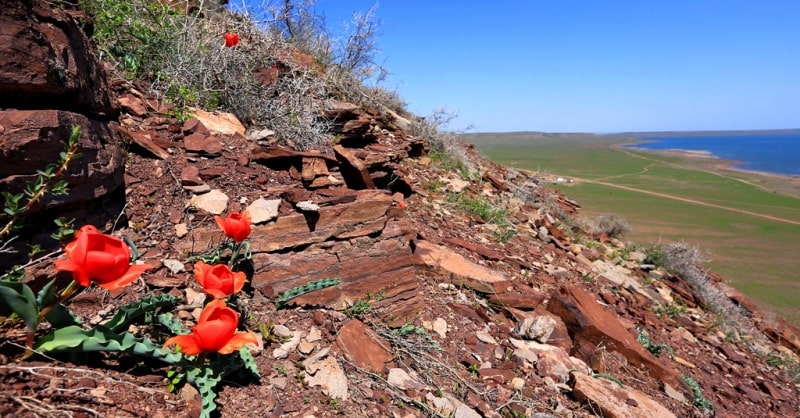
xmin=570 ymin=372 xmax=677 ymax=418
xmin=547 ymin=286 xmax=680 ymax=386
xmin=413 ymin=240 xmax=511 ymax=294
xmin=334 ymin=319 xmax=393 ymax=373
xmin=333 ymin=145 xmax=374 ymax=189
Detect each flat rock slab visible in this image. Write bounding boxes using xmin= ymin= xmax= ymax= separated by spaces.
xmin=252 ymin=233 xmax=420 ymax=321
xmin=188 ymin=109 xmax=245 ymax=136
xmin=570 ymin=372 xmax=676 ymax=418
xmin=413 ymin=240 xmax=510 ymax=294
xmin=548 ymin=286 xmax=680 ymax=386
xmin=179 ymin=189 xmax=392 ymax=254
xmin=334 ymin=319 xmax=393 ymax=373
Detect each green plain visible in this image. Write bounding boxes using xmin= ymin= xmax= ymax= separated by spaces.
xmin=464 ymin=132 xmax=800 ymax=326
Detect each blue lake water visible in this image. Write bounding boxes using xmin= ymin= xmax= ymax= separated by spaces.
xmin=626 ymin=133 xmax=800 ymax=176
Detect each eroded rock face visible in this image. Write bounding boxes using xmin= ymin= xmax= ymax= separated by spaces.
xmin=0 ymin=1 xmax=113 ymax=115
xmin=0 ymin=0 xmax=124 ymax=268
xmin=0 ymin=111 xmax=123 ymax=205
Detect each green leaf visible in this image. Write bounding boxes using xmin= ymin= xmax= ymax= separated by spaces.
xmin=156 ymin=312 xmax=189 ymax=335
xmin=186 ymin=367 xmax=222 ymax=418
xmin=0 ymin=281 xmax=39 ymax=333
xmin=238 ymin=347 xmax=260 ymax=378
xmin=275 ymin=278 xmax=340 ymax=309
xmin=35 ymin=279 xmax=58 ymax=307
xmin=122 ymin=236 xmax=139 ymax=263
xmin=103 ymin=294 xmax=181 ymax=333
xmin=34 ymin=279 xmax=80 ymax=328
xmin=43 ymin=304 xmax=82 ymax=329
xmin=34 ymin=325 xmax=183 ymax=364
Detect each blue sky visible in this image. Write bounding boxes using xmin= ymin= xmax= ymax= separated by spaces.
xmin=241 ymin=1 xmax=800 ymax=133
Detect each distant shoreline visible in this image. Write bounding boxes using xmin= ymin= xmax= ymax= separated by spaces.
xmin=615 ymin=143 xmax=800 ymax=199
xmin=619 ymin=136 xmax=800 ymax=178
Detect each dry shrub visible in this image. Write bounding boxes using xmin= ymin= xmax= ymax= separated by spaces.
xmin=88 ymin=0 xmax=400 ymax=151
xmin=592 ymin=213 xmax=630 ymax=239
xmin=660 ymin=242 xmax=763 ymax=347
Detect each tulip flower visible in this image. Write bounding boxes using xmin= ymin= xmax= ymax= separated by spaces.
xmin=223 ymin=32 xmax=239 ymax=47
xmin=55 ymin=225 xmax=149 ymax=290
xmin=214 ymin=210 xmax=251 ymax=243
xmin=164 ymin=299 xmax=258 ymax=355
xmin=194 ymin=261 xmax=246 ymax=299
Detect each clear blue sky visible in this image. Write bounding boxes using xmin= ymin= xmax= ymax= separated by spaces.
xmin=242 ymin=1 xmax=800 ymax=133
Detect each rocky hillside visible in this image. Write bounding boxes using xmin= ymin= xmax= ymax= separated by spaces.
xmin=1 ymin=1 xmax=800 ymax=417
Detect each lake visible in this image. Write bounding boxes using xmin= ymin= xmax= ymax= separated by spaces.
xmin=625 ymin=133 xmax=800 ymax=176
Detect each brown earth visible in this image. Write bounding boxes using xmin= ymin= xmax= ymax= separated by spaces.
xmin=2 ymin=2 xmax=800 ymax=417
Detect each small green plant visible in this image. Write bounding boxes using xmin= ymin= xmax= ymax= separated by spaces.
xmin=765 ymin=352 xmax=800 ymax=382
xmin=446 ymin=190 xmax=518 ymax=242
xmin=275 ymin=364 xmax=288 ymax=376
xmin=682 ymin=374 xmax=715 ymax=412
xmin=636 ymin=328 xmax=675 ymax=359
xmin=344 ymin=298 xmax=372 ymax=318
xmin=430 ymin=151 xmax=472 ymax=179
xmin=425 ymin=179 xmax=446 ymax=193
xmin=591 ymin=372 xmax=624 ymax=387
xmin=467 ymin=363 xmax=479 ymax=375
xmin=500 ymin=406 xmax=527 ymax=418
xmin=391 ymin=324 xmax=439 ymax=349
xmin=644 ymin=245 xmax=667 ymax=267
xmin=0 ymin=125 xmax=82 ymax=241
xmin=652 ymin=301 xmax=688 ymax=319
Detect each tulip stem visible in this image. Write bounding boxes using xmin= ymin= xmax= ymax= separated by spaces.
xmin=228 ymin=242 xmax=240 ymax=269
xmin=229 ymin=241 xmax=249 ymax=270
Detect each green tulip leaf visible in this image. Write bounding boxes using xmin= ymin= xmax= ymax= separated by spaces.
xmin=0 ymin=281 xmax=39 ymax=333
xmin=35 ymin=279 xmax=58 ymax=307
xmin=275 ymin=277 xmax=340 ymax=309
xmin=43 ymin=304 xmax=82 ymax=329
xmin=34 ymin=325 xmax=183 ymax=364
xmin=238 ymin=346 xmax=260 ymax=378
xmin=156 ymin=312 xmax=189 ymax=335
xmin=186 ymin=366 xmax=222 ymax=418
xmin=103 ymin=293 xmax=182 ymax=333
xmin=34 ymin=279 xmax=81 ymax=329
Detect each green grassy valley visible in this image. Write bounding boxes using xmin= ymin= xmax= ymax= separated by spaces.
xmin=465 ymin=132 xmax=800 ymax=325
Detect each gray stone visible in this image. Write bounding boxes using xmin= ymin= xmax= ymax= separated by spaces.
xmin=296 ymin=200 xmax=320 ymax=212
xmin=190 ymin=189 xmax=229 ymax=214
xmin=305 ymin=353 xmax=348 ymax=400
xmin=162 ymin=259 xmax=185 ymax=274
xmin=247 ymin=198 xmax=281 ymax=224
xmin=515 ymin=315 xmax=557 ymax=343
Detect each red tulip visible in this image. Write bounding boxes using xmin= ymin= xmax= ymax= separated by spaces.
xmin=214 ymin=210 xmax=251 ymax=242
xmin=54 ymin=225 xmax=149 ymax=290
xmin=223 ymin=32 xmax=239 ymax=47
xmin=194 ymin=261 xmax=246 ymax=299
xmin=164 ymin=299 xmax=258 ymax=355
